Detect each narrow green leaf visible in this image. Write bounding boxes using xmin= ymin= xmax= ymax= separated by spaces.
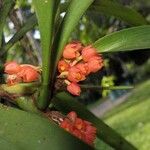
xmin=32 ymin=0 xmax=55 ymax=109
xmin=107 ymin=86 xmax=134 ymax=90
xmin=0 ymin=14 xmax=37 ymax=56
xmin=94 ymin=25 xmax=150 ymax=53
xmin=0 ymin=104 xmax=94 ymax=150
xmin=0 ymin=0 xmax=15 ymax=47
xmin=52 ymin=0 xmax=94 ymax=77
xmin=90 ymin=0 xmax=147 ymax=26
xmin=53 ymin=92 xmax=137 ymax=150
xmin=60 ymin=1 xmax=148 ymax=26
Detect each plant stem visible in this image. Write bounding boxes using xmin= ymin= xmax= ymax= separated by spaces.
xmin=80 ymin=85 xmax=134 ymax=90
xmin=32 ymin=0 xmax=55 ymax=110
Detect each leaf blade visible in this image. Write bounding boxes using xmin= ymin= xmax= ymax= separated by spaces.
xmin=0 ymin=104 xmax=94 ymax=150
xmin=93 ymin=25 xmax=150 ymax=53
xmin=90 ymin=0 xmax=147 ymax=26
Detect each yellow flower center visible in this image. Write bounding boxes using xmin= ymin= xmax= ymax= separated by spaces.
xmin=76 ymin=73 xmax=82 ymax=80
xmin=60 ymin=66 xmax=65 ymax=71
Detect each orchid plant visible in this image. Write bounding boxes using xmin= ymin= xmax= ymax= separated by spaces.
xmin=0 ymin=0 xmax=150 ymax=150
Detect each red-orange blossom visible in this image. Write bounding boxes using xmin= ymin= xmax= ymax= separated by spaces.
xmin=58 ymin=41 xmax=104 ymax=96
xmin=60 ymin=111 xmax=97 ymax=146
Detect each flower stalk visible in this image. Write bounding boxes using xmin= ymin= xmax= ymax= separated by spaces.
xmin=80 ymin=85 xmax=134 ymax=90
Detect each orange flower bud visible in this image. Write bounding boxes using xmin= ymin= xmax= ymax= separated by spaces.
xmin=74 ymin=118 xmax=84 ymax=130
xmin=4 ymin=61 xmax=21 ymax=75
xmin=81 ymin=45 xmax=97 ymax=62
xmin=67 ymin=111 xmax=77 ymax=123
xmin=76 ymin=63 xmax=90 ymax=76
xmin=60 ymin=111 xmax=97 ymax=145
xmin=72 ymin=129 xmax=83 ymax=139
xmin=84 ymin=124 xmax=97 ymax=145
xmin=87 ymin=56 xmax=103 ymax=73
xmin=58 ymin=60 xmax=70 ymax=73
xmin=18 ymin=66 xmax=39 ymax=83
xmin=60 ymin=119 xmax=73 ymax=132
xmin=63 ymin=41 xmax=82 ymax=59
xmin=67 ymin=67 xmax=85 ymax=82
xmin=67 ymin=82 xmax=81 ymax=96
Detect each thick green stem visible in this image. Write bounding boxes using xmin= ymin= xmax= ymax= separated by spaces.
xmin=32 ymin=0 xmax=55 ymax=110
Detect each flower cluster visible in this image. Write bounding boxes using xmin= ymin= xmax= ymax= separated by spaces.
xmin=4 ymin=61 xmax=40 ymax=85
xmin=60 ymin=111 xmax=97 ymax=146
xmin=57 ymin=41 xmax=104 ymax=96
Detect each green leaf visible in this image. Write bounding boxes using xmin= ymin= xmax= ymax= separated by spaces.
xmin=15 ymin=97 xmax=41 ymax=114
xmin=0 ymin=14 xmax=37 ymax=56
xmin=90 ymin=0 xmax=147 ymax=26
xmin=0 ymin=0 xmax=15 ymax=47
xmin=94 ymin=25 xmax=150 ymax=53
xmin=0 ymin=136 xmax=20 ymax=150
xmin=52 ymin=0 xmax=94 ymax=77
xmin=53 ymin=92 xmax=137 ymax=150
xmin=32 ymin=0 xmax=55 ymax=109
xmin=0 ymin=104 xmax=94 ymax=150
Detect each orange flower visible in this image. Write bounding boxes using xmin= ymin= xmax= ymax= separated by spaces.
xmin=17 ymin=66 xmax=39 ymax=83
xmin=76 ymin=63 xmax=90 ymax=76
xmin=84 ymin=122 xmax=97 ymax=145
xmin=81 ymin=45 xmax=97 ymax=62
xmin=67 ymin=111 xmax=77 ymax=123
xmin=74 ymin=118 xmax=84 ymax=130
xmin=60 ymin=111 xmax=97 ymax=145
xmin=87 ymin=56 xmax=103 ymax=73
xmin=5 ymin=63 xmax=40 ymax=85
xmin=57 ymin=41 xmax=104 ymax=96
xmin=4 ymin=61 xmax=21 ymax=75
xmin=67 ymin=66 xmax=85 ymax=82
xmin=72 ymin=129 xmax=83 ymax=139
xmin=60 ymin=119 xmax=73 ymax=132
xmin=67 ymin=82 xmax=81 ymax=96
xmin=63 ymin=41 xmax=82 ymax=59
xmin=58 ymin=60 xmax=70 ymax=73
